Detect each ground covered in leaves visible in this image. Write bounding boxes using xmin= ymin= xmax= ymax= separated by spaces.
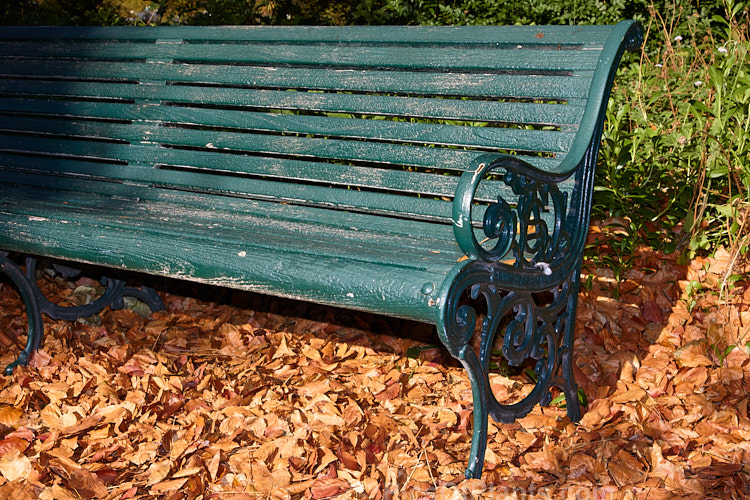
xmin=0 ymin=226 xmax=749 ymax=498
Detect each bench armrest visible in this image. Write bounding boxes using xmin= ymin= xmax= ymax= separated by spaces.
xmin=452 ymin=153 xmax=573 ymax=267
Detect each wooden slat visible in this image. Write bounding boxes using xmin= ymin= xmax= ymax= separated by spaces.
xmin=0 ymin=42 xmax=602 ymax=72
xmin=0 ymin=136 xmax=515 ymax=205
xmin=0 ymin=24 xmax=616 ymax=46
xmin=0 ymin=109 xmax=573 ymax=162
xmin=0 ymin=205 xmax=447 ymax=323
xmin=2 ymin=160 xmax=566 ymax=253
xmin=0 ymin=119 xmax=569 ymax=171
xmin=0 ymin=154 xmax=456 ymax=221
xmin=0 ymin=133 xmax=468 ymax=197
xmin=0 ymin=60 xmax=596 ymax=100
xmin=0 ymin=79 xmax=585 ymax=127
xmin=0 ymin=186 xmax=463 ymax=266
xmin=0 ymin=169 xmax=462 ymax=244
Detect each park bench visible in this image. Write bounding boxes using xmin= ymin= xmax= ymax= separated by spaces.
xmin=0 ymin=22 xmax=642 ymax=478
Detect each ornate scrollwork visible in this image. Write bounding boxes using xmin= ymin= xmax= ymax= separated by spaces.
xmin=24 ymin=257 xmax=165 ymax=322
xmin=453 ymin=154 xmax=571 ymax=275
xmin=437 ymin=260 xmax=581 ymax=479
xmin=0 ymin=252 xmax=43 ymax=375
xmin=0 ymin=254 xmax=165 ymax=374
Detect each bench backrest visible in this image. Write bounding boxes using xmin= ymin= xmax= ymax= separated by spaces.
xmin=0 ymin=24 xmax=640 ymax=224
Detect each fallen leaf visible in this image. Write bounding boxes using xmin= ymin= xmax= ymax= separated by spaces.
xmin=0 ymin=436 xmax=29 ymax=456
xmin=0 ymin=449 xmax=31 ymax=482
xmin=674 ymin=342 xmax=712 ymax=368
xmin=68 ymin=468 xmax=108 ymax=499
xmin=0 ymin=406 xmax=23 ymax=426
xmin=150 ymin=477 xmax=188 ymax=495
xmin=310 ymin=477 xmax=350 ymax=499
xmin=643 ymin=300 xmax=664 ymax=324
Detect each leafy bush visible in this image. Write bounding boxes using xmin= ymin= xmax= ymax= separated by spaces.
xmin=353 ymin=0 xmax=671 ymax=26
xmin=0 ymin=0 xmax=351 ymax=25
xmin=596 ymin=1 xmax=749 ymax=268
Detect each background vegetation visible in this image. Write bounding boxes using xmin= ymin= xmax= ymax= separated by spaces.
xmin=2 ymin=0 xmax=748 ymax=277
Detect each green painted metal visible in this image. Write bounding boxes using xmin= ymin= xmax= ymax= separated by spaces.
xmin=0 ymin=22 xmax=643 ymax=479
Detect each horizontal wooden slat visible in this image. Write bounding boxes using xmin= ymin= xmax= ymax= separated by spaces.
xmin=0 ymin=109 xmax=573 ymax=162
xmin=0 ymin=42 xmax=601 ymax=72
xmin=2 ymin=160 xmax=566 ymax=256
xmin=0 ymin=118 xmax=569 ymax=171
xmin=0 ymin=154 xmax=456 ymax=221
xmin=0 ymin=79 xmax=585 ymax=127
xmin=0 ymin=141 xmax=516 ymax=207
xmin=0 ymin=60 xmax=595 ymax=100
xmin=0 ymin=24 xmax=616 ymax=46
xmin=0 ymin=186 xmax=463 ymax=265
xmin=0 ymin=170 xmax=462 ymax=244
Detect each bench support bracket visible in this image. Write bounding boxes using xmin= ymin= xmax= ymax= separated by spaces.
xmin=1 ymin=254 xmax=165 ymax=375
xmin=0 ymin=252 xmax=44 ymax=375
xmin=442 ymin=155 xmax=586 ymax=478
xmin=438 ymin=262 xmax=582 ymax=479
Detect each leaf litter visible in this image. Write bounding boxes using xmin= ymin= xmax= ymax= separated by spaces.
xmin=0 ymin=230 xmax=748 ymax=499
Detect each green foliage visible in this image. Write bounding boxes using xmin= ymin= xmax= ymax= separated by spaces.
xmin=1 ymin=0 xmax=123 ymax=25
xmin=353 ymin=0 xmax=682 ymax=26
xmin=594 ymin=1 xmax=750 ymax=267
xmin=0 ymin=0 xmax=352 ymax=25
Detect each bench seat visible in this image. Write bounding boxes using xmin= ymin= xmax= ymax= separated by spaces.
xmin=1 ymin=177 xmax=464 ymax=324
xmin=0 ymin=22 xmax=643 ymax=478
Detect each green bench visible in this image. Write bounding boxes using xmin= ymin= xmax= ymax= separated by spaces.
xmin=0 ymin=22 xmax=642 ymax=478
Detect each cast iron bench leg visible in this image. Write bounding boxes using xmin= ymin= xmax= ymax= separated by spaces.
xmin=23 ymin=257 xmax=165 ymax=321
xmin=1 ymin=252 xmax=44 ymax=375
xmin=438 ymin=263 xmax=583 ymax=479
xmin=1 ymin=254 xmax=165 ymax=374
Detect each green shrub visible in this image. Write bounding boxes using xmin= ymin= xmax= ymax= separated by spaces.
xmin=596 ymin=1 xmax=749 ymax=266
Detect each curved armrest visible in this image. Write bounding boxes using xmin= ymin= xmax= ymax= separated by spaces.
xmin=452 ymin=153 xmax=573 ymax=264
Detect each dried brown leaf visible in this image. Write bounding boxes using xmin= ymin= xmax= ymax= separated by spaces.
xmin=68 ymin=467 xmax=108 ymax=499
xmin=272 ymin=334 xmax=295 ymax=359
xmin=0 ymin=481 xmax=42 ymax=500
xmin=0 ymin=436 xmax=29 ymax=456
xmin=309 ymin=477 xmax=350 ymax=499
xmin=693 ymin=463 xmax=743 ymax=477
xmin=149 ymin=477 xmax=188 ymax=495
xmin=674 ymin=342 xmax=712 ymax=368
xmin=607 ymin=450 xmax=646 ymax=486
xmin=611 ymin=387 xmax=649 ymax=404
xmin=643 ymin=300 xmax=664 ymax=324
xmin=0 ymin=449 xmax=31 ymax=482
xmin=0 ymin=406 xmax=23 ymax=426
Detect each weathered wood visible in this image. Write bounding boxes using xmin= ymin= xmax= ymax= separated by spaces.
xmin=0 ymin=79 xmax=585 ymax=127
xmin=1 ymin=60 xmax=596 ymax=100
xmin=0 ymin=24 xmax=620 ymax=44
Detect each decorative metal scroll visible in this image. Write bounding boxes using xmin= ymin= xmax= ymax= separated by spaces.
xmin=24 ymin=257 xmax=164 ymax=321
xmin=442 ymin=154 xmax=584 ymax=479
xmin=0 ymin=254 xmax=165 ymax=374
xmin=437 ymin=261 xmax=581 ymax=479
xmin=452 ymin=154 xmax=571 ymax=275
